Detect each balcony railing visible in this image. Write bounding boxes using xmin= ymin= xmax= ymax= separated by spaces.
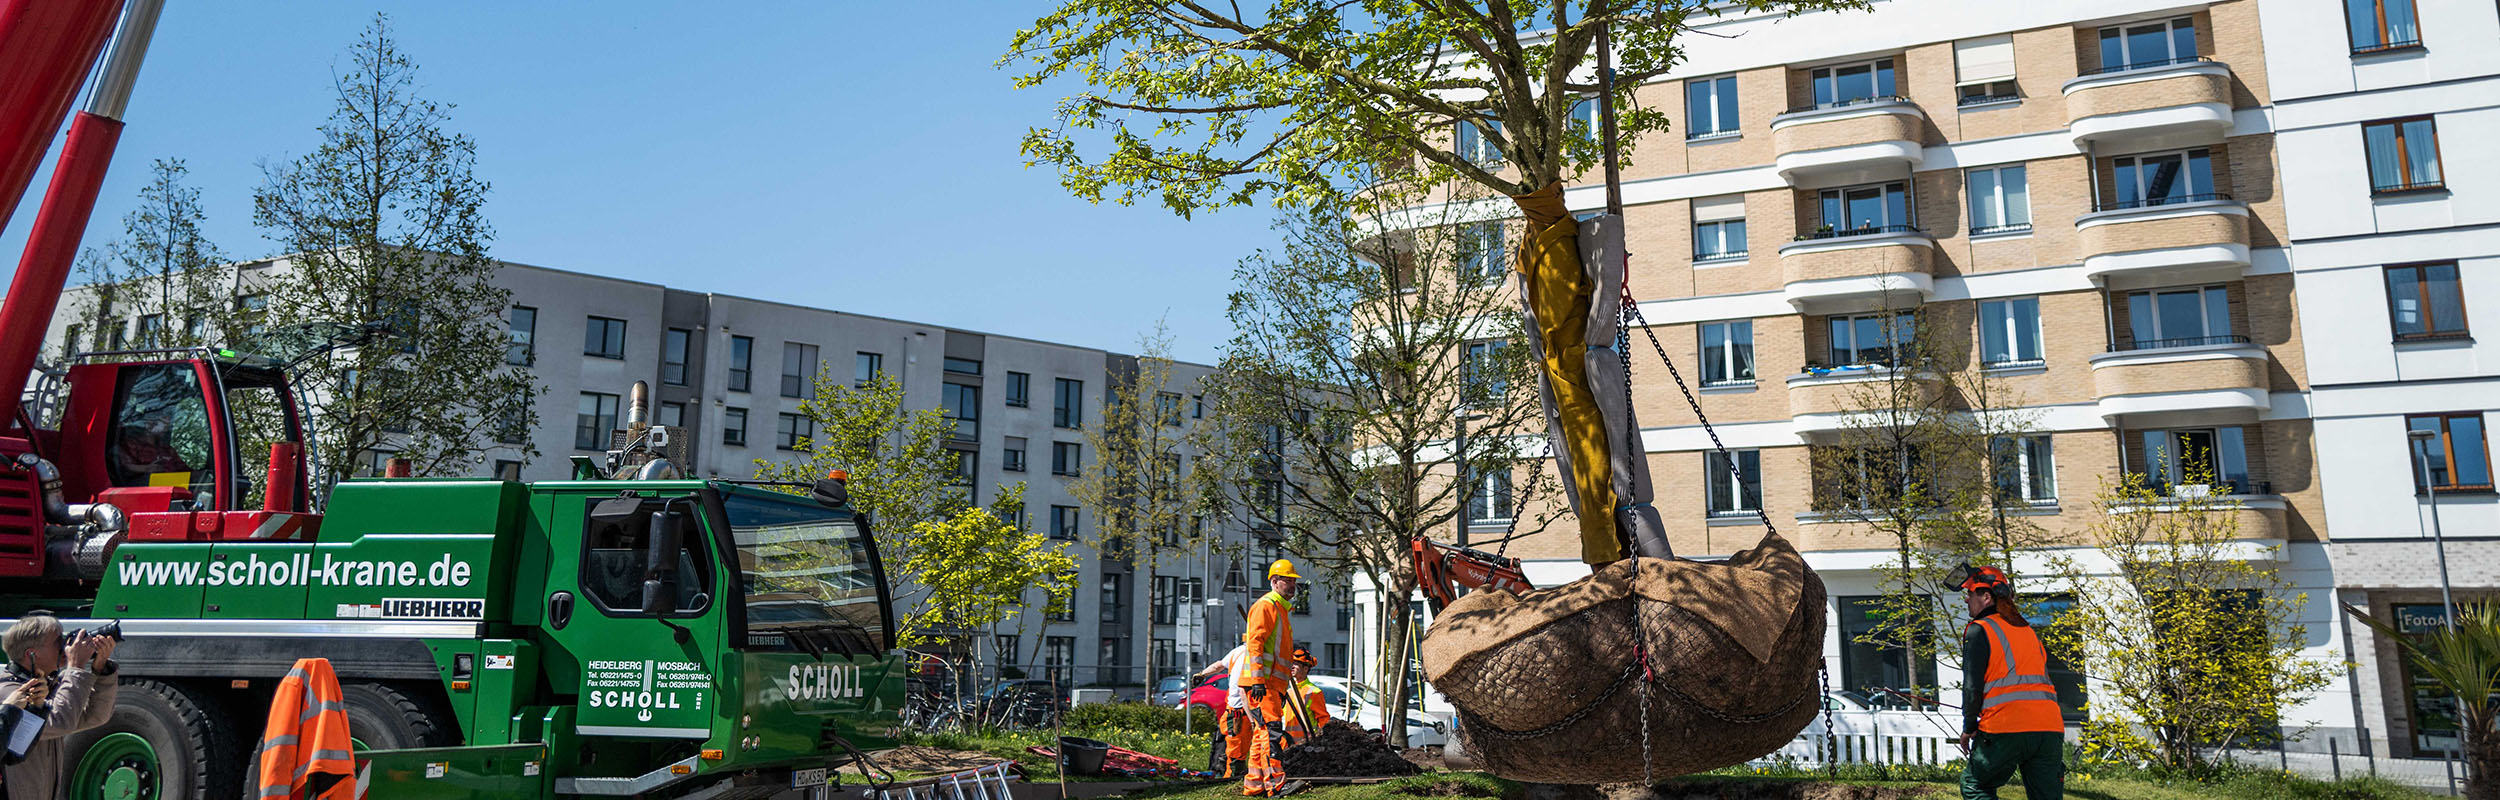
xmin=2371 ymin=180 xmax=2447 ymax=195
xmin=2113 ymin=333 xmax=2251 ymax=352
xmin=2092 ymin=192 xmax=2234 ymax=212
xmin=1785 ymin=95 xmax=1913 ymax=115
xmin=1793 ymin=224 xmax=1923 ymax=242
xmin=2352 ymin=39 xmax=2424 ymax=56
xmin=2121 ymin=476 xmax=2273 ymax=497
xmin=1969 ymin=223 xmax=2033 ymax=236
xmin=2083 ymin=55 xmax=2214 ymax=76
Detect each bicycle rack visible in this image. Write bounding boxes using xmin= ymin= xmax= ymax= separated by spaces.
xmin=866 ymin=761 xmax=1018 ymax=800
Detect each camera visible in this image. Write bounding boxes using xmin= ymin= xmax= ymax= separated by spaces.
xmin=80 ymin=620 xmax=122 ymax=642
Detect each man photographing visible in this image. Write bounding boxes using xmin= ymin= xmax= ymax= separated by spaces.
xmin=1953 ymin=565 xmax=2064 ymax=800
xmin=1 ymin=613 xmax=121 ymax=799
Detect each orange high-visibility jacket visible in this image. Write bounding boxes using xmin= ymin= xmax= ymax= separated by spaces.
xmin=1972 ymin=616 xmax=2064 ymax=733
xmin=1238 ymin=592 xmax=1295 ymax=688
xmin=256 ymin=657 xmax=358 ymax=800
xmin=1289 ymin=680 xmax=1331 ymax=734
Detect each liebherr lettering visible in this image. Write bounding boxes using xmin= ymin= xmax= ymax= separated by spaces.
xmin=114 ymin=553 xmax=476 ymax=588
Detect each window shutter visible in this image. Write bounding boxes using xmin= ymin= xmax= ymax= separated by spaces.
xmin=1954 ymin=35 xmax=2016 ymax=85
xmin=1691 ymin=195 xmax=1746 ymax=223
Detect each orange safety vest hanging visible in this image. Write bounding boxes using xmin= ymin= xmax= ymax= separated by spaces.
xmin=255 ymin=657 xmax=359 ymax=800
xmin=1972 ymin=616 xmax=2064 ymax=734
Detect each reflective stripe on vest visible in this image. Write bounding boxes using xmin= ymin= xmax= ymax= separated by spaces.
xmin=256 ymin=657 xmax=358 ymax=800
xmin=1974 ymin=616 xmax=2064 ymax=733
xmin=1239 ymin=592 xmax=1295 ymax=684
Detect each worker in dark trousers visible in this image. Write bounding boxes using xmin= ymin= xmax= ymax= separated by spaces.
xmin=1955 ymin=565 xmax=2064 ymax=800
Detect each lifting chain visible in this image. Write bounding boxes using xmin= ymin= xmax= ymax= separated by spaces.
xmin=1819 ymin=663 xmax=1838 ymax=775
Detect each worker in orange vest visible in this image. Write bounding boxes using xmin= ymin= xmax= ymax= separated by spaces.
xmin=1237 ymin=559 xmax=1299 ymax=796
xmin=1280 ymin=647 xmax=1329 ymax=747
xmin=256 ymin=657 xmax=357 ymax=800
xmin=1954 ymin=565 xmax=2064 ymax=800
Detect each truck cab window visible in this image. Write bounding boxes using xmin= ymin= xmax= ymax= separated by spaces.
xmin=580 ymin=496 xmax=713 ymax=617
xmin=722 ymin=489 xmax=889 ymax=656
xmin=106 ymin=363 xmax=218 ymax=508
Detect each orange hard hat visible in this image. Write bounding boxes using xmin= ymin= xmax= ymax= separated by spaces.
xmin=1955 ymin=564 xmax=2011 ymax=595
xmin=1291 ymin=647 xmax=1316 ymax=666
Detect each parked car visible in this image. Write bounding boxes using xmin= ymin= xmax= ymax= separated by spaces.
xmin=1153 ymin=675 xmax=1194 ymax=707
xmin=1305 ymin=676 xmax=1449 ymax=748
xmin=1180 ymin=670 xmax=1229 ymax=713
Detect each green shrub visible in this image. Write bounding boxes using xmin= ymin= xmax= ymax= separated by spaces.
xmin=1063 ymin=701 xmax=1219 ymax=733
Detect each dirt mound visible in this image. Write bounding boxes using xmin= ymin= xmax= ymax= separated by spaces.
xmin=872 ymin=745 xmax=1008 ymax=773
xmin=1399 ymin=748 xmax=1444 ymax=771
xmin=1279 ymin=721 xmax=1424 ymax=777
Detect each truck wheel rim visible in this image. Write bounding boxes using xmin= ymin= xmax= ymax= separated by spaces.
xmin=74 ymin=732 xmax=158 ymax=800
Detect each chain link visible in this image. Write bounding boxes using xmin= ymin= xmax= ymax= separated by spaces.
xmin=1819 ymin=662 xmax=1839 ymax=775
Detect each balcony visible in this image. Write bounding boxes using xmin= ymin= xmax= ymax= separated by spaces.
xmin=1786 ymin=365 xmax=1942 ymax=437
xmin=2075 ymin=196 xmax=2250 ymax=289
xmin=2107 ymin=489 xmax=2291 ymax=546
xmin=1770 ymin=97 xmax=1925 ymax=185
xmin=1777 ymin=227 xmax=1935 ymax=310
xmin=2089 ymin=338 xmax=2271 ymax=421
xmin=2062 ymin=57 xmax=2234 ymax=152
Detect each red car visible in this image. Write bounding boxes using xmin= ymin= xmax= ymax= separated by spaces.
xmin=1179 ymin=670 xmax=1230 ymax=712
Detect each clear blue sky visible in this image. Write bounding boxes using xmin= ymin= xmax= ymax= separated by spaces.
xmin=0 ymin=3 xmax=1272 ymax=363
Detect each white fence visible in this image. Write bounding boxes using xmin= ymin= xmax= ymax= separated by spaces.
xmin=1755 ymin=710 xmax=1963 ymax=767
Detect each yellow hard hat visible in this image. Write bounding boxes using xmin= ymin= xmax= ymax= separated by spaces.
xmin=1267 ymin=559 xmax=1300 ymax=580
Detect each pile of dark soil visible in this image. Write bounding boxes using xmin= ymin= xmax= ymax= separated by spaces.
xmin=1279 ymin=721 xmax=1425 ymax=777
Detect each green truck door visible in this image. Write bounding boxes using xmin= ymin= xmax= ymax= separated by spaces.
xmin=545 ymin=493 xmax=725 ymax=740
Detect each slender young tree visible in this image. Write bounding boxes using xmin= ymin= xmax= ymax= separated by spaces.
xmin=252 ymin=14 xmax=536 ymax=485
xmin=1069 ymin=322 xmax=1209 ymax=571
xmin=61 ymin=158 xmax=234 ymax=356
xmin=1191 ymin=179 xmax=1556 ymax=744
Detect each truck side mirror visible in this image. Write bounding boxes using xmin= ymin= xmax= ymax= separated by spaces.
xmin=640 ymin=508 xmax=684 ymax=616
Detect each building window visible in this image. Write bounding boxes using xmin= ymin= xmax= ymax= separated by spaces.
xmin=1455 ymin=119 xmax=1502 ymax=165
xmin=575 ymin=392 xmax=620 ymax=451
xmin=2098 ymin=16 xmax=2197 ymax=72
xmin=658 ymin=401 xmax=685 ymax=429
xmin=943 ymin=382 xmax=980 ymax=442
xmin=1192 ymin=395 xmax=1204 ymax=418
xmin=1050 ymin=505 xmax=1079 ymax=540
xmin=2386 ymin=263 xmax=2468 ymax=341
xmin=1004 ymin=437 xmax=1027 ymax=472
xmin=1838 ymin=596 xmax=1939 ymax=704
xmin=1100 ymin=574 xmax=1126 ymax=623
xmin=781 ymin=343 xmax=818 ymax=398
xmin=722 ymin=407 xmax=747 ymax=446
xmin=1052 ymin=441 xmax=1082 ymax=476
xmin=2345 ymin=0 xmax=2421 ymax=54
xmin=2109 ymin=149 xmax=2216 ymax=208
xmin=1152 ymin=638 xmax=1176 ymax=676
xmin=2124 ymin=285 xmax=2233 ymax=349
xmin=134 ymin=314 xmax=164 ymax=347
xmin=506 ymin=306 xmax=536 ymax=365
xmin=584 ymin=316 xmax=627 ymax=359
xmin=61 ymin=324 xmax=80 ymax=359
xmin=1699 ymin=321 xmax=1754 ymax=386
xmin=2364 ymin=116 xmax=2444 ymax=194
xmin=1690 ymin=195 xmax=1747 ymax=260
xmin=2408 ymin=413 xmax=2492 ymax=492
xmin=850 ymin=351 xmax=881 ymax=386
xmin=1467 ymin=468 xmax=1513 ymax=524
xmin=1326 ymin=642 xmax=1347 ymax=668
xmin=951 ymin=449 xmax=978 ymax=495
xmin=995 ymin=635 xmax=1019 ymax=665
xmin=2134 ymin=427 xmax=2254 ymax=495
xmin=364 ymin=449 xmax=398 ymax=478
xmin=776 ymin=413 xmax=814 ymax=451
xmin=1815 ymin=181 xmax=1912 ymax=235
xmin=1458 ymin=222 xmax=1505 ymax=286
xmin=1152 ymin=576 xmax=1178 ymax=625
xmin=1043 ymin=636 xmax=1074 ymax=683
xmin=1966 ymin=165 xmax=2030 ymax=234
xmin=493 ymin=459 xmax=523 ymax=482
xmin=944 ymin=356 xmax=981 ymax=375
xmin=1156 ymin=392 xmax=1183 ymax=426
xmin=1705 ymin=449 xmax=1762 ymax=517
xmin=1979 ymin=297 xmax=2044 ymax=366
xmin=1953 ymin=35 xmax=2018 ymax=105
xmin=727 ymin=336 xmax=752 ymax=392
xmin=1569 ymin=96 xmax=1598 ymax=143
xmin=1054 ymin=378 xmax=1084 ymax=428
xmin=1992 ymin=434 xmax=2057 ymax=503
xmin=1826 ymin=311 xmax=1915 ymax=368
xmin=661 ymin=328 xmax=691 ymax=385
xmin=1461 ymin=340 xmax=1508 ymax=406
xmin=1808 ymin=58 xmax=1896 ymax=109
xmin=1685 ymin=75 xmax=1739 ymax=138
xmin=1006 ymin=371 xmax=1030 ymax=406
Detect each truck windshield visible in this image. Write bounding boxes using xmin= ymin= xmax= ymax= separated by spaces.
xmin=720 ymin=491 xmax=888 ymax=656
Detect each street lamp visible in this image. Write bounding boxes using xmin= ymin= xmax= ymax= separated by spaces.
xmin=2407 ymin=427 xmax=2459 ymax=631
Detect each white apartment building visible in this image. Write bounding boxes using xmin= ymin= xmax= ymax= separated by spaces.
xmin=32 ymin=258 xmax=1351 ymax=692
xmin=2263 ymin=0 xmax=2500 ymax=759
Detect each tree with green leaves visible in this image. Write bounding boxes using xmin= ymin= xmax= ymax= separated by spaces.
xmin=1005 ymin=0 xmax=1867 ymax=215
xmin=897 ymin=484 xmax=1079 ymax=657
xmin=61 ymin=158 xmax=233 ymax=356
xmin=2038 ymin=469 xmax=2335 ymax=778
xmin=1069 ymin=322 xmax=1207 ymax=571
xmin=1191 ymin=180 xmax=1554 ymax=745
xmin=251 ymin=14 xmax=535 ymax=485
xmin=2348 ymin=600 xmax=2500 ymax=800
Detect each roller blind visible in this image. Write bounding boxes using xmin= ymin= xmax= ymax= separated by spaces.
xmin=1692 ymin=195 xmax=1746 ymax=223
xmin=1954 ymin=35 xmax=2015 ymax=85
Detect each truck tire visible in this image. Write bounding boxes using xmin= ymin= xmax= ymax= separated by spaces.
xmin=337 ymin=681 xmax=458 ymax=750
xmin=58 ymin=678 xmax=241 ymax=800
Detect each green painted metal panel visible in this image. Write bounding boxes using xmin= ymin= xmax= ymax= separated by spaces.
xmin=94 ymin=542 xmax=210 ymax=617
xmin=355 ymin=743 xmax=549 ymax=799
xmin=320 ymin=480 xmax=524 ymax=539
xmin=199 ymin=542 xmax=315 ymax=617
xmin=469 ymin=640 xmax=536 ymax=746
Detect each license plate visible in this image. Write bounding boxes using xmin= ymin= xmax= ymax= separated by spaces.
xmin=792 ymin=768 xmax=830 ymax=788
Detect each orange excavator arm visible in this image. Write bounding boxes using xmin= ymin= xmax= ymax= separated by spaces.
xmin=1410 ymin=538 xmax=1533 ymax=613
